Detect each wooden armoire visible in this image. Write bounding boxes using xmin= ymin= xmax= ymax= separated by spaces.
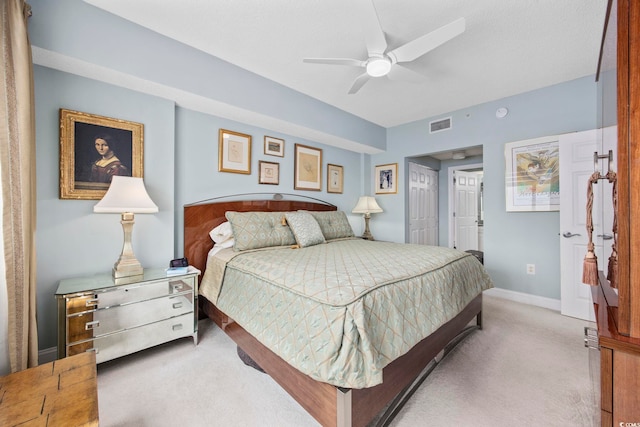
xmin=592 ymin=0 xmax=640 ymax=425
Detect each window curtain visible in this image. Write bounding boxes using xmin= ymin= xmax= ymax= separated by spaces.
xmin=0 ymin=0 xmax=37 ymax=372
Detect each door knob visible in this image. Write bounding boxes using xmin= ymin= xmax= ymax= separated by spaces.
xmin=562 ymin=232 xmax=581 ymax=238
xmin=597 ymin=234 xmax=613 ymax=240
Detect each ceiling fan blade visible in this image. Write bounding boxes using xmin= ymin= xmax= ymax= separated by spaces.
xmin=303 ymin=58 xmax=366 ymax=68
xmin=388 ymin=17 xmax=465 ymax=63
xmin=387 ymin=64 xmax=426 ymax=83
xmin=354 ymin=0 xmax=387 ymax=56
xmin=348 ymin=73 xmax=371 ymax=94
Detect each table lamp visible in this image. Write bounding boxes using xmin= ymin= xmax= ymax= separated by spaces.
xmin=94 ymin=176 xmax=158 ymax=281
xmin=352 ymin=196 xmax=383 ymax=240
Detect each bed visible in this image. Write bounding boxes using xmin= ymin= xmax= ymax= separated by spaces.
xmin=184 ymin=196 xmax=492 ymax=426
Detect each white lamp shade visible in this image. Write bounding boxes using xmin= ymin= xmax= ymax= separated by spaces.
xmin=352 ymin=196 xmax=383 ymax=214
xmin=94 ymin=176 xmax=158 ymax=214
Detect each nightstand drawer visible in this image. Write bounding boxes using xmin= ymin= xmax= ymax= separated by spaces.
xmin=67 ymin=313 xmax=194 ymax=363
xmin=88 ymin=278 xmax=192 ymax=308
xmin=67 ymin=292 xmax=193 ymax=343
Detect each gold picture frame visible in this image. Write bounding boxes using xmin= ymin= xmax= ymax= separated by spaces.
xmin=264 ymin=136 xmax=284 ymax=157
xmin=294 ymin=143 xmax=322 ymax=191
xmin=375 ymin=163 xmax=398 ymax=194
xmin=327 ymin=164 xmax=343 ymax=194
xmin=219 ymin=129 xmax=252 ymax=174
xmin=258 ymin=161 xmax=280 ymax=185
xmin=59 ymin=109 xmax=143 ymax=200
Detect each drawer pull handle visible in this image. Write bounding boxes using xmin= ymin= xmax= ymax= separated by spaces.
xmin=85 ymin=320 xmax=100 ymax=330
xmin=583 ymin=326 xmax=599 ymax=349
xmin=85 ymin=298 xmax=99 ymax=307
xmin=86 ymin=348 xmax=99 ymax=354
xmin=173 ymin=302 xmax=183 ymax=309
xmin=172 ymin=324 xmax=183 ymax=331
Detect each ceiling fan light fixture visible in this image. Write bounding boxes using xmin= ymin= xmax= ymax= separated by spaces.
xmin=366 ymin=57 xmax=391 ymax=77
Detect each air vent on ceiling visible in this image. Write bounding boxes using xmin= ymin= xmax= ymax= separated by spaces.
xmin=429 ymin=117 xmax=452 ymax=133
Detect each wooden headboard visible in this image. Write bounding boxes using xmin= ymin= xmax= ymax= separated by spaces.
xmin=184 ymin=197 xmax=337 ymax=276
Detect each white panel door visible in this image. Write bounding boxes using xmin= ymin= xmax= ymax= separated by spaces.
xmin=409 ymin=163 xmax=438 ymax=245
xmin=559 ymin=127 xmax=616 ymax=321
xmin=454 ymin=170 xmax=478 ymax=251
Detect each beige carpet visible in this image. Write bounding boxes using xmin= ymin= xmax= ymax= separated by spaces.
xmin=96 ymin=294 xmax=598 ymax=426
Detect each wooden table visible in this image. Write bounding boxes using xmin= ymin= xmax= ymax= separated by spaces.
xmin=0 ymin=351 xmax=99 ymax=426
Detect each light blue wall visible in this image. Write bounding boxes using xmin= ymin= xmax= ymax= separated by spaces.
xmin=34 ymin=66 xmax=177 ymax=350
xmin=173 ymin=107 xmax=365 ymax=255
xmin=374 ymin=76 xmax=598 ymax=300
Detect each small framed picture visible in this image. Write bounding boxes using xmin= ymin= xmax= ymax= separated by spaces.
xmin=375 ymin=163 xmax=398 ymax=194
xmin=294 ymin=144 xmax=322 ymax=191
xmin=327 ymin=164 xmax=343 ymax=194
xmin=219 ymin=129 xmax=251 ymax=174
xmin=59 ymin=109 xmax=143 ymax=200
xmin=259 ymin=161 xmax=280 ymax=185
xmin=264 ymin=136 xmax=284 ymax=157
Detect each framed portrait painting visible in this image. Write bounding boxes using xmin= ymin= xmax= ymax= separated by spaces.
xmin=219 ymin=129 xmax=252 ymax=174
xmin=258 ymin=161 xmax=279 ymax=185
xmin=504 ymin=135 xmax=560 ymax=212
xmin=294 ymin=144 xmax=322 ymax=191
xmin=375 ymin=163 xmax=398 ymax=194
xmin=327 ymin=164 xmax=343 ymax=194
xmin=264 ymin=136 xmax=284 ymax=157
xmin=59 ymin=109 xmax=143 ymax=200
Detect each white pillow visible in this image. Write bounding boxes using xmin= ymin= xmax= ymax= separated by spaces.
xmin=215 ymin=238 xmax=234 ymax=249
xmin=209 ymin=221 xmax=233 ymax=243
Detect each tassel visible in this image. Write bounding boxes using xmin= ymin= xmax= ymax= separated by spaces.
xmin=582 ymin=244 xmax=599 ymax=286
xmin=607 ymin=251 xmax=618 ymax=289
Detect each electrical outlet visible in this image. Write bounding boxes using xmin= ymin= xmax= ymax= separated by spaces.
xmin=526 ymin=264 xmax=535 ymax=275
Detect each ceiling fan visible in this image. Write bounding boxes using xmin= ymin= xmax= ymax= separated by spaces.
xmin=303 ymin=0 xmax=465 ymax=94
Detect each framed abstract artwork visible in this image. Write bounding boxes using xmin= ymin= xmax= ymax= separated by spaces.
xmin=504 ymin=136 xmax=559 ymax=212
xmin=59 ymin=109 xmax=143 ymax=200
xmin=219 ymin=129 xmax=252 ymax=174
xmin=294 ymin=144 xmax=322 ymax=191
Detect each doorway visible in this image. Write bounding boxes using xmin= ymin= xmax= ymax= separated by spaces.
xmin=448 ymin=164 xmax=484 ymax=251
xmin=405 ymin=146 xmax=483 ymax=248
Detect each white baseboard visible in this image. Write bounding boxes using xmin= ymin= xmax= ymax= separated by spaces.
xmin=38 ymin=347 xmax=57 ymax=365
xmin=484 ymin=287 xmax=561 ymax=312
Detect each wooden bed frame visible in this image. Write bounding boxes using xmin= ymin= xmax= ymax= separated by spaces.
xmin=184 ymin=196 xmax=483 ymax=427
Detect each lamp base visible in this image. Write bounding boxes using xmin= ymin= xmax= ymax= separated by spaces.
xmin=112 ymin=212 xmax=145 ymax=284
xmin=361 ymin=232 xmax=375 ymax=241
xmin=361 ymin=214 xmax=375 ymax=241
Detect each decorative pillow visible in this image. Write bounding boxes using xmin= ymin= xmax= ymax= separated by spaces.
xmin=303 ymin=210 xmax=355 ymax=240
xmin=285 ymin=212 xmax=326 ymax=248
xmin=225 ymin=211 xmax=296 ymax=251
xmin=209 ymin=221 xmax=233 ymax=243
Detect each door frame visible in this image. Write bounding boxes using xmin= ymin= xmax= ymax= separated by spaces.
xmin=448 ymin=163 xmax=483 ymax=248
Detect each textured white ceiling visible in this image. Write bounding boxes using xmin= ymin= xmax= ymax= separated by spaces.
xmin=85 ymin=0 xmax=606 ymax=128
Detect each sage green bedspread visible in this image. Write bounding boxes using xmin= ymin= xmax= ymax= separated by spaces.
xmin=199 ymin=238 xmax=493 ymax=388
